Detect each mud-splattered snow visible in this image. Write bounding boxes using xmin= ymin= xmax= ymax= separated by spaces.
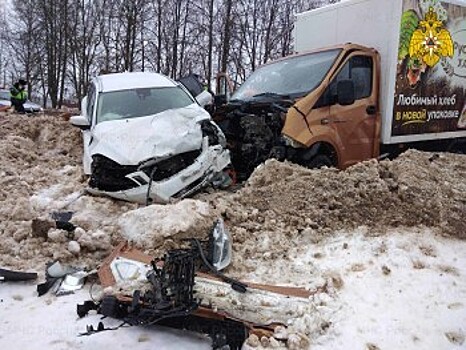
xmin=1 ymin=114 xmax=465 ymax=349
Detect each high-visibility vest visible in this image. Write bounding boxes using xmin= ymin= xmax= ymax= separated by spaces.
xmin=10 ymin=87 xmax=28 ymax=101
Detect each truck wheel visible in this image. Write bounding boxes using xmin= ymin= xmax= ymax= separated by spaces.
xmin=305 ymin=154 xmax=333 ymax=169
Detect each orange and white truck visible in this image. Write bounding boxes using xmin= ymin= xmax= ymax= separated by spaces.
xmin=216 ymin=0 xmax=466 ymax=178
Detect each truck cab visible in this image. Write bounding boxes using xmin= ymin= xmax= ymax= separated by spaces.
xmin=215 ymin=44 xmax=380 ymax=178
xmin=216 ymin=0 xmax=466 ymax=179
xmin=282 ymin=44 xmax=381 ymax=169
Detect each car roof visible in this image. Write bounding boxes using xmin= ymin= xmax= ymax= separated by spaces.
xmin=95 ymin=72 xmax=177 ymax=93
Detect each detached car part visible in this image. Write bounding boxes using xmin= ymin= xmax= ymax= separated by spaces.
xmin=37 ymin=261 xmax=87 ymax=296
xmin=0 ymin=268 xmax=37 ymax=282
xmin=81 ymin=242 xmax=248 ymax=349
xmin=208 ymin=218 xmax=232 ymax=271
xmin=79 ymin=227 xmax=312 ymax=349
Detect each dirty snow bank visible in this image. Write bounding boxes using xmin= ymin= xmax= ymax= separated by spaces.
xmin=201 ymin=150 xmax=466 ymax=277
xmin=1 ymin=113 xmax=465 ymax=349
xmin=0 ymin=114 xmax=85 ymax=269
xmin=119 ymin=199 xmax=215 ymax=253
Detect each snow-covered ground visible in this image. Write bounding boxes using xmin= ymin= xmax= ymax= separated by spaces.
xmin=308 ymin=229 xmax=466 ymax=350
xmin=0 ymin=283 xmax=211 ymax=350
xmin=2 ymin=228 xmax=465 ymax=350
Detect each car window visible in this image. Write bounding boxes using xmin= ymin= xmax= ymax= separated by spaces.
xmin=96 ymin=86 xmax=195 ymax=124
xmin=315 ymin=55 xmax=373 ymax=108
xmin=0 ymin=90 xmax=10 ymax=100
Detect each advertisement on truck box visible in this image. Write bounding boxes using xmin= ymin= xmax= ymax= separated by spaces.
xmin=393 ymin=0 xmax=466 ymax=136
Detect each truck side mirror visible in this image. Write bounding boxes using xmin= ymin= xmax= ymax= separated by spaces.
xmin=337 ymin=80 xmax=355 ymax=106
xmin=70 ymin=115 xmax=90 ymax=130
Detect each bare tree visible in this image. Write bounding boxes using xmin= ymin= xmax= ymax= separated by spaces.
xmin=3 ymin=0 xmax=340 ymax=103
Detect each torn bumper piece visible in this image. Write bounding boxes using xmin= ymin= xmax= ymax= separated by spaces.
xmin=87 ymin=139 xmax=230 ymax=204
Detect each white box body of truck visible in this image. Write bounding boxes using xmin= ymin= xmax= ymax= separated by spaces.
xmin=295 ymin=0 xmax=466 ymax=144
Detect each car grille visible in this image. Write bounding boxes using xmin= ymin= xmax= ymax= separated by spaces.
xmin=89 ymin=155 xmax=138 ymax=191
xmin=89 ymin=150 xmax=202 ymax=192
xmin=143 ymin=150 xmax=201 ymax=181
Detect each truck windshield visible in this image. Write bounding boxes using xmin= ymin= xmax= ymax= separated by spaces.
xmin=231 ymin=49 xmax=341 ymax=101
xmin=96 ymin=86 xmax=194 ymax=123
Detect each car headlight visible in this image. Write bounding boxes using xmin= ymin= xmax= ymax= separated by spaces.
xmin=283 ymin=135 xmax=306 ymax=149
xmin=209 ymin=218 xmax=232 ymax=271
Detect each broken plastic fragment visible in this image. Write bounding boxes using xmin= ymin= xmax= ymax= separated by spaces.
xmin=57 ymin=271 xmax=88 ymax=295
xmin=110 ymin=257 xmax=151 ymax=284
xmin=0 ymin=268 xmax=37 ymax=282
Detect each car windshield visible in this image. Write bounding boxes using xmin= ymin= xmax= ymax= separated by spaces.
xmin=231 ymin=49 xmax=341 ymax=101
xmin=96 ymin=86 xmax=194 ymax=123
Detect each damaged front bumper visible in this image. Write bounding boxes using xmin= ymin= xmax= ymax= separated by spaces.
xmin=87 ymin=138 xmax=230 ymax=203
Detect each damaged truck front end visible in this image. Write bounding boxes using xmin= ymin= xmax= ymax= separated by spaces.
xmin=214 ymin=45 xmax=381 ymax=179
xmin=71 ymin=72 xmax=231 ymax=204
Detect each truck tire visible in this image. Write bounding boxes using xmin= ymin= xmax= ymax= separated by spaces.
xmin=305 ymin=154 xmax=333 ymax=169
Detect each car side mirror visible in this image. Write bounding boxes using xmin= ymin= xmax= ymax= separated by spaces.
xmin=70 ymin=115 xmax=90 ymax=130
xmin=337 ymin=80 xmax=355 ymax=106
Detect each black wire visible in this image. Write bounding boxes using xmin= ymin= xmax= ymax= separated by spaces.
xmin=191 ymin=238 xmax=248 ymax=293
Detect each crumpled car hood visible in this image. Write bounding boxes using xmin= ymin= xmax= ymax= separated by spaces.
xmin=89 ymin=104 xmax=210 ymax=165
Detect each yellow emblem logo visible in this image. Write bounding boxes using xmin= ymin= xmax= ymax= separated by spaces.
xmin=409 ymin=7 xmax=454 ymax=67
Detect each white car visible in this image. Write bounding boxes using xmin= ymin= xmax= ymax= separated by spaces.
xmin=0 ymin=89 xmax=43 ymax=113
xmin=70 ymin=72 xmax=231 ymax=204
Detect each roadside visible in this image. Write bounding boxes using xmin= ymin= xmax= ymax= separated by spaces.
xmin=0 ymin=113 xmax=465 ymax=349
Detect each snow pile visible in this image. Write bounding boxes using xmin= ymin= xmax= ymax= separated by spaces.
xmin=0 ymin=114 xmax=85 ymax=269
xmin=119 ymin=199 xmax=215 ymax=253
xmin=201 ymin=150 xmax=466 ymax=277
xmin=0 ymin=115 xmax=136 ymax=270
xmin=1 ymin=114 xmax=465 ymax=349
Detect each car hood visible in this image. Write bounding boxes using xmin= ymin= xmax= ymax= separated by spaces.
xmin=89 ymin=104 xmax=210 ymax=165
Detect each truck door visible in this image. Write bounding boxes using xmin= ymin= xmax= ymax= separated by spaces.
xmin=327 ymin=53 xmax=379 ymax=167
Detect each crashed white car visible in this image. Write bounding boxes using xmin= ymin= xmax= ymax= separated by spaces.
xmin=70 ymin=72 xmax=231 ymax=204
